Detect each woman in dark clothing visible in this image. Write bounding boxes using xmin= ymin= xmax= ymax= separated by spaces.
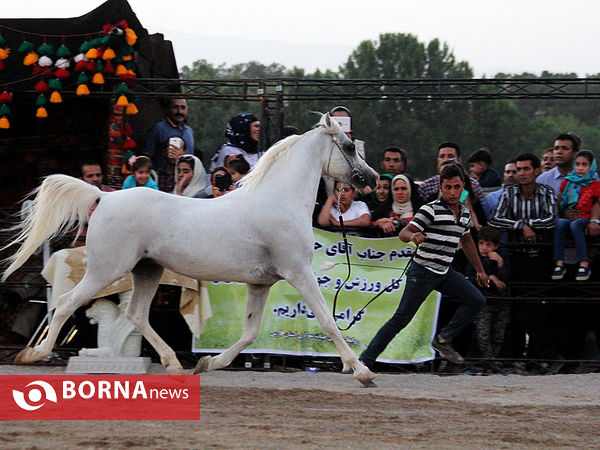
xmin=372 ymin=174 xmax=423 ymax=236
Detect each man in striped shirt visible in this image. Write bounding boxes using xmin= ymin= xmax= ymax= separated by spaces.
xmin=488 ymin=153 xmax=556 ymax=242
xmin=360 ymin=163 xmax=488 ymax=368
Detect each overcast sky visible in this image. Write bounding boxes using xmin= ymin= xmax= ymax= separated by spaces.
xmin=4 ymin=0 xmax=600 ymax=76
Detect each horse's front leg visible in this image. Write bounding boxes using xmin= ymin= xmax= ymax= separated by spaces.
xmin=287 ymin=268 xmax=375 ymax=386
xmin=194 ymin=283 xmax=271 ymax=373
xmin=126 ymin=265 xmax=184 ymax=374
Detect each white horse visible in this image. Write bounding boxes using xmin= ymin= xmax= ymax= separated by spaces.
xmin=2 ymin=113 xmax=378 ymax=385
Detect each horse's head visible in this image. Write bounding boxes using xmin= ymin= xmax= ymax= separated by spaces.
xmin=319 ymin=113 xmax=378 ymax=194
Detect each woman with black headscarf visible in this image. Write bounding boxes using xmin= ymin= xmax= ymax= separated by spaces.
xmin=209 ymin=113 xmax=263 ymax=170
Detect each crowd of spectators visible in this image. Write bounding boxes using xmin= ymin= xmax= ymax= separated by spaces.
xmin=313 ymin=126 xmax=600 ymax=373
xmin=25 ymin=102 xmax=600 ymax=373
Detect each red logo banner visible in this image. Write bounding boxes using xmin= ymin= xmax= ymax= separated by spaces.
xmin=0 ymin=375 xmax=200 ymax=420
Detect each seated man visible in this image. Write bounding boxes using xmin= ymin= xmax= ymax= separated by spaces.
xmin=419 ymin=142 xmax=486 ymax=206
xmin=317 ymin=181 xmax=371 ymax=228
xmin=488 ymin=152 xmax=561 ymax=366
xmin=488 ymin=152 xmax=556 ymax=243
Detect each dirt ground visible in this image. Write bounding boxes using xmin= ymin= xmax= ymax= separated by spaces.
xmin=0 ymin=363 xmax=599 ymax=449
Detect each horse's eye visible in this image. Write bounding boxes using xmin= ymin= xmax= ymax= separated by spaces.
xmin=343 ymin=141 xmax=355 ymax=153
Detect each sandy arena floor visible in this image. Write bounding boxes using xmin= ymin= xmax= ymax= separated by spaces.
xmin=0 ymin=363 xmax=599 ymax=448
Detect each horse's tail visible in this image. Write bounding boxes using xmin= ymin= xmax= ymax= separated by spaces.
xmin=1 ymin=174 xmax=105 ymax=282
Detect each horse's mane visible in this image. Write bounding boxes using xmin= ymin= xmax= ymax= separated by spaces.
xmin=240 ymin=133 xmax=305 ymax=191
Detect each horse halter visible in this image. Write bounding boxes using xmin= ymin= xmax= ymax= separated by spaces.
xmin=328 ymin=134 xmax=367 ymax=187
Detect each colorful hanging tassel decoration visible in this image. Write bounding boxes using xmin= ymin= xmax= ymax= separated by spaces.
xmin=0 ymin=104 xmax=10 ymax=129
xmin=38 ymin=55 xmax=53 ymax=67
xmin=49 ymin=91 xmax=62 ymax=103
xmin=55 ymin=67 xmax=70 ymax=79
xmin=125 ymin=27 xmax=137 ymax=46
xmin=116 ymin=94 xmax=129 ymax=106
xmin=48 ymin=78 xmax=62 ymax=103
xmin=23 ymin=51 xmax=39 ymax=66
xmin=76 ymin=72 xmax=90 ymax=96
xmin=37 ymin=42 xmax=54 ymax=57
xmin=76 ymin=84 xmax=90 ymax=96
xmin=85 ymin=47 xmax=99 ymax=59
xmin=35 ymin=93 xmax=48 ymax=118
xmin=34 ymin=80 xmax=49 ymax=94
xmin=102 ymin=47 xmax=116 ymax=60
xmin=0 ymin=91 xmax=12 ymax=104
xmin=122 ymin=136 xmax=136 ymax=150
xmin=92 ymin=72 xmax=105 ymax=84
xmin=122 ymin=122 xmax=133 ymax=136
xmin=17 ymin=40 xmax=34 ymax=53
xmin=0 ymin=47 xmax=9 ymax=62
xmin=56 ymin=44 xmax=71 ymax=58
xmin=114 ymin=64 xmax=127 ymax=76
xmin=0 ymin=34 xmax=9 ymax=66
xmin=125 ymin=102 xmax=138 ymax=115
xmin=103 ymin=60 xmax=115 ymax=74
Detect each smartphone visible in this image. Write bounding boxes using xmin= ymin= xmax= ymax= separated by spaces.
xmin=168 ymin=136 xmax=184 ymax=149
xmin=332 ymin=116 xmax=351 ymax=133
xmin=214 ymin=172 xmax=232 ymax=191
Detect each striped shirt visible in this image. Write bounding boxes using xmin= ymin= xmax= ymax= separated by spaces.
xmin=410 ymin=198 xmax=471 ymax=274
xmin=488 ymin=183 xmax=556 ymax=231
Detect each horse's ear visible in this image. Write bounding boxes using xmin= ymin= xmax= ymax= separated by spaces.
xmin=324 ymin=112 xmax=332 ymax=128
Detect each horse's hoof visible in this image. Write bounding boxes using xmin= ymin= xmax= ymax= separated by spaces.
xmin=354 ymin=367 xmax=376 ymax=386
xmin=166 ymin=365 xmax=184 ymax=375
xmin=361 ymin=380 xmax=377 ymax=388
xmin=341 ymin=366 xmax=352 ymax=374
xmin=14 ymin=346 xmax=36 ymax=365
xmin=193 ymin=356 xmax=211 ymax=374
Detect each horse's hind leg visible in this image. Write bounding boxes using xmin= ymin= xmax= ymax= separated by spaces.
xmin=194 ymin=283 xmax=271 ymax=373
xmin=125 ymin=263 xmax=184 ymax=375
xmin=15 ymin=273 xmax=111 ymax=365
xmin=286 ymin=267 xmax=375 ymax=386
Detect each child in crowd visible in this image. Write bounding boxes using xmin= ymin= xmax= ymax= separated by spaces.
xmin=210 ymin=166 xmax=235 ymax=198
xmin=122 ymin=156 xmax=159 ymax=190
xmin=468 ymin=148 xmax=501 ymax=188
xmin=225 ymin=155 xmax=251 ymax=183
xmin=466 ymin=226 xmax=510 ymax=366
xmin=317 ymin=180 xmax=371 ymax=227
xmin=552 ymin=149 xmax=600 ymax=281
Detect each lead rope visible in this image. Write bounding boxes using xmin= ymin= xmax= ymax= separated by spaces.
xmin=331 ymin=184 xmax=418 ymax=331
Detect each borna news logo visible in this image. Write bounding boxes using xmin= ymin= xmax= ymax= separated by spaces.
xmin=1 ymin=375 xmax=201 ymax=420
xmin=12 ymin=380 xmax=58 ymax=411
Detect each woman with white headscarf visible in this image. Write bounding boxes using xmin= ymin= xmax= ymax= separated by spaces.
xmin=371 ymin=173 xmax=423 ymax=235
xmin=173 ymin=154 xmax=211 ymax=198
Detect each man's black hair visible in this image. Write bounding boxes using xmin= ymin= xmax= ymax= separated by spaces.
xmin=437 ymin=141 xmax=461 ymax=157
xmin=515 ymin=152 xmax=540 ymax=169
xmin=80 ymin=160 xmax=101 ymax=175
xmin=439 ymin=162 xmax=465 ymax=184
xmin=381 ymin=146 xmax=407 ymax=163
xmin=555 ymin=133 xmax=580 ymax=152
xmin=468 ymin=148 xmax=492 ymax=166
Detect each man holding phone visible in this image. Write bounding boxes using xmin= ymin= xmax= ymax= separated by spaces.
xmin=145 ymin=98 xmax=195 ymax=192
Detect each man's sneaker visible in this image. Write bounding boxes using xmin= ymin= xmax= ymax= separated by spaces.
xmin=431 ymin=335 xmax=464 ymax=364
xmin=576 ymin=266 xmax=591 ymax=281
xmin=551 ymin=265 xmax=566 ymax=280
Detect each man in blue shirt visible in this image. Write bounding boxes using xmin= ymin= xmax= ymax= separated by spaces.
xmin=145 ymin=98 xmax=195 ymax=192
